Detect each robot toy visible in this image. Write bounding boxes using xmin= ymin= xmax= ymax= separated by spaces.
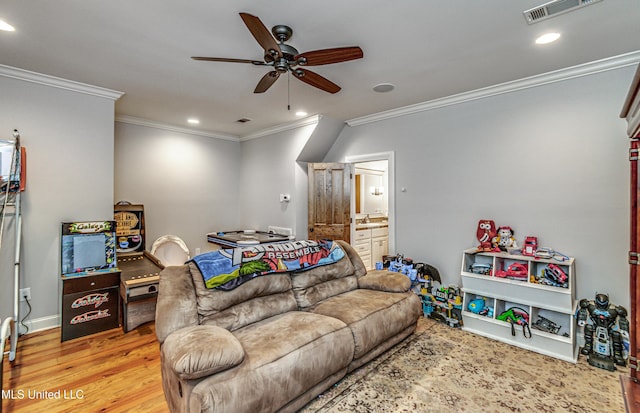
xmin=577 ymin=293 xmax=629 ymax=371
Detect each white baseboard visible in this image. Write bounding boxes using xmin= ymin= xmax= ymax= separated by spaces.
xmin=18 ymin=314 xmax=60 ymax=336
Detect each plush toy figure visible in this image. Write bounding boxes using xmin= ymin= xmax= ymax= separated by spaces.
xmin=476 ymin=220 xmax=496 ymax=251
xmin=492 ymin=226 xmax=517 ymax=251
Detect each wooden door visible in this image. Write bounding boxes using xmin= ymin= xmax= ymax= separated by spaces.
xmin=630 ymin=138 xmax=640 ymax=380
xmin=308 ymin=163 xmax=351 ymax=243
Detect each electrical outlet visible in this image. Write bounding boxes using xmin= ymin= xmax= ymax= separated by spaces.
xmin=19 ymin=287 xmax=31 ymax=301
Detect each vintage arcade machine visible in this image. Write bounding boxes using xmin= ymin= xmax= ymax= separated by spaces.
xmin=114 ymin=203 xmax=164 ymax=332
xmin=60 ymin=221 xmax=121 ymax=341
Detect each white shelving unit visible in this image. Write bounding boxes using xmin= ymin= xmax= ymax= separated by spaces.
xmin=460 ymin=248 xmax=578 ymax=363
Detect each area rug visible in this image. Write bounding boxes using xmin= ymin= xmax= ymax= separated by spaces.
xmin=300 ymin=318 xmax=626 ymax=412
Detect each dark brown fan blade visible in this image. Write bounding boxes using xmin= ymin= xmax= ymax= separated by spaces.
xmin=239 ymin=13 xmax=282 ymax=60
xmin=295 ymin=46 xmax=363 ymax=66
xmin=254 ymin=71 xmax=280 ymax=93
xmin=192 ymin=57 xmax=266 ymax=65
xmin=292 ymin=69 xmax=341 ymax=94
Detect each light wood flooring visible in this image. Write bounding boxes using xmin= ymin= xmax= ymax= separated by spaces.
xmin=1 ymin=323 xmax=168 ymax=412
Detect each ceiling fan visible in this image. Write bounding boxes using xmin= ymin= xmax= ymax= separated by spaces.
xmin=192 ymin=12 xmax=363 ymax=94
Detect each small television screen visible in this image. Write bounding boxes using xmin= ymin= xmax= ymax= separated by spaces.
xmin=61 ymin=221 xmax=116 ymax=276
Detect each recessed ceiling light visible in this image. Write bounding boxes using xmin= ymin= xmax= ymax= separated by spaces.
xmin=535 ymin=32 xmax=561 ymax=45
xmin=0 ymin=19 xmax=15 ymax=32
xmin=373 ymin=83 xmax=395 ymax=93
xmin=295 ymin=111 xmax=307 ymax=117
xmin=187 ymin=118 xmax=200 ymax=125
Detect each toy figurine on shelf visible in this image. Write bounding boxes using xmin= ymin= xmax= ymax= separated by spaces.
xmin=476 ymin=220 xmax=497 ymax=252
xmin=492 ymin=226 xmax=518 ymax=251
xmin=577 ymin=293 xmax=629 ymax=371
xmin=522 ymin=236 xmax=538 ymax=256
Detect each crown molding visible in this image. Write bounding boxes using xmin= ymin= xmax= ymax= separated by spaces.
xmin=115 ymin=115 xmax=239 ymax=141
xmin=239 ymin=115 xmax=322 ymax=141
xmin=0 ymin=64 xmax=124 ymax=100
xmin=346 ymin=51 xmax=640 ymax=127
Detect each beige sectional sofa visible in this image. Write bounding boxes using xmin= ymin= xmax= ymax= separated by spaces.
xmin=155 ymin=240 xmax=422 ymax=413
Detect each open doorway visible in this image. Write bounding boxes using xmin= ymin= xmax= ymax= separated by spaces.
xmin=346 ymin=152 xmax=395 ymax=270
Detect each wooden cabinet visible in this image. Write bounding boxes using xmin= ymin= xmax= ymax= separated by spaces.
xmin=354 ymin=226 xmax=389 ymax=270
xmin=354 ymin=229 xmax=372 ymax=269
xmin=621 ymin=64 xmax=640 ymax=382
xmin=371 ymin=227 xmax=389 ymax=266
xmin=460 ymin=249 xmax=577 ymax=362
xmin=61 ymin=272 xmax=121 ymax=341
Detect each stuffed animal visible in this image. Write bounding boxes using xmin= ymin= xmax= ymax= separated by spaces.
xmin=492 ymin=226 xmax=517 ymax=250
xmin=476 ymin=220 xmax=496 ymax=251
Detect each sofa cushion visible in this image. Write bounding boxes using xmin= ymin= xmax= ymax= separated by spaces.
xmin=290 ymin=251 xmax=357 ymax=309
xmin=309 ymin=289 xmax=422 ymax=359
xmin=190 ymin=311 xmax=354 ymax=413
xmin=357 ymin=270 xmax=411 ymax=292
xmin=189 ymin=262 xmax=298 ymax=331
xmin=162 ymin=325 xmax=245 ymax=380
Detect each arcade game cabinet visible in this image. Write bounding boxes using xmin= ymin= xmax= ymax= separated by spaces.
xmin=114 ymin=203 xmax=164 ymax=332
xmin=60 ymin=221 xmax=121 ymax=341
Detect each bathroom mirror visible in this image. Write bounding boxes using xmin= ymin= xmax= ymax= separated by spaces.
xmin=355 ymin=170 xmax=386 ymax=215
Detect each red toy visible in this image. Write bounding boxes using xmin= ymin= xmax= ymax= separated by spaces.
xmin=522 ymin=236 xmax=538 ymax=256
xmin=495 ymin=262 xmax=528 ymax=280
xmin=476 ymin=220 xmax=497 ymax=252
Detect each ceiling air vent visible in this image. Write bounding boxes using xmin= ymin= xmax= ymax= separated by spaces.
xmin=524 ymin=0 xmax=603 ymax=24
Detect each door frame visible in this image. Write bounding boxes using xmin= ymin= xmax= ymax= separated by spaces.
xmin=345 ymin=151 xmax=395 ymax=255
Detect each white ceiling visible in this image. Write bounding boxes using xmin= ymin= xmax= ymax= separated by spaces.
xmin=1 ymin=1 xmax=639 ymax=138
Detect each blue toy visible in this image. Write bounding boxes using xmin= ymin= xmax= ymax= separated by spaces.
xmin=468 ymin=298 xmax=485 ymax=314
xmin=467 ymin=297 xmax=494 ymax=317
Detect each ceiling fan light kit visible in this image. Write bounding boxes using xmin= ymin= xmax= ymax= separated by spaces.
xmin=192 ymin=12 xmax=363 ymax=95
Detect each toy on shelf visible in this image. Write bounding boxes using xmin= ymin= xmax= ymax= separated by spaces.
xmin=492 ymin=226 xmax=518 ymax=251
xmin=497 ymin=307 xmax=531 ymax=338
xmin=468 ymin=262 xmax=492 ymax=275
xmin=577 ymin=293 xmax=629 ymax=371
xmin=522 ymin=236 xmax=538 ymax=256
xmin=494 ymin=262 xmax=528 ymax=281
xmin=530 ymin=263 xmax=568 ymax=288
xmin=467 ymin=297 xmax=494 ymax=317
xmin=532 ymin=315 xmax=562 ymax=335
xmin=476 ymin=220 xmax=497 ymax=252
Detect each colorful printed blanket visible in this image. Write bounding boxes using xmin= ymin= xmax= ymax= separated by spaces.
xmin=191 ymin=239 xmax=345 ymax=290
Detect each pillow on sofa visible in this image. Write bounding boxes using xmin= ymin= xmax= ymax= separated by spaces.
xmin=358 ymin=270 xmax=411 ymax=292
xmin=162 ymin=325 xmax=245 ymax=380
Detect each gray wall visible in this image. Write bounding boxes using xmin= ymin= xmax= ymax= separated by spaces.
xmin=238 ymin=124 xmax=315 ymax=238
xmin=114 ymin=122 xmax=241 ymax=254
xmin=0 ymin=74 xmax=117 ymax=331
xmin=325 ymin=65 xmax=635 ymax=308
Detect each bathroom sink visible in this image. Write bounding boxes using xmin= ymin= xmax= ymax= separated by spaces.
xmin=356 ymin=222 xmax=388 ymax=230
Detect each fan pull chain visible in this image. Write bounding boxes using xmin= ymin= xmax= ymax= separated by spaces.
xmin=287 ymin=71 xmax=291 ymax=111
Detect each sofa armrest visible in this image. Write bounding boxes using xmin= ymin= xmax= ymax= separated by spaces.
xmin=162 ymin=325 xmax=245 ymax=380
xmin=358 ymin=270 xmax=411 ymax=292
xmin=155 ymin=265 xmax=199 ymax=344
